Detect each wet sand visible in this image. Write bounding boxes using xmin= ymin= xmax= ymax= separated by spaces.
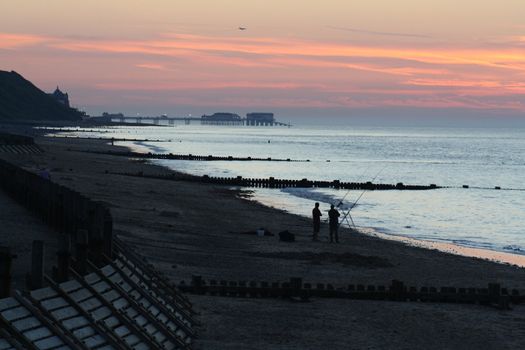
xmin=360 ymin=227 xmax=525 ymax=268
xmin=3 ymin=136 xmax=525 ymax=349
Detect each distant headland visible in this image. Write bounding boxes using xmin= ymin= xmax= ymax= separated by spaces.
xmin=0 ymin=70 xmax=83 ymax=122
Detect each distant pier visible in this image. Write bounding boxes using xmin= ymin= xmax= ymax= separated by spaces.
xmin=92 ymin=112 xmax=291 ymax=127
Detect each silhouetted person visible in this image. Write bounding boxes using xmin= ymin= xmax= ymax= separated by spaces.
xmin=312 ymin=202 xmax=322 ymax=241
xmin=328 ymin=204 xmax=340 ymax=243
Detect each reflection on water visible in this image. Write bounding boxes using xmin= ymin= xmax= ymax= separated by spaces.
xmin=52 ymin=124 xmax=525 ymax=261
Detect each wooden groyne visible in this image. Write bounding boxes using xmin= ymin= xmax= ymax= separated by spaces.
xmin=180 ymin=277 xmax=521 ymax=310
xmin=0 ymin=157 xmax=113 ymax=276
xmin=45 ymin=135 xmax=170 ymax=142
xmin=113 ymin=171 xmax=440 ymax=191
xmin=0 ymin=132 xmax=42 ymax=154
xmin=0 ymin=151 xmax=197 ymax=347
xmin=100 ymin=151 xmax=517 ymax=191
xmin=35 ymin=127 xmax=114 ymax=133
xmin=0 ymin=244 xmax=197 ymax=349
xmin=86 ymin=149 xmax=309 ymax=162
xmin=0 ymin=132 xmax=35 ymax=145
xmin=0 ymin=156 xmax=191 ymax=303
xmin=200 ymin=176 xmax=438 ymax=190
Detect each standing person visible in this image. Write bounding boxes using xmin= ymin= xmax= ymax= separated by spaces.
xmin=312 ymin=202 xmax=322 ymax=241
xmin=328 ymin=204 xmax=340 ymax=243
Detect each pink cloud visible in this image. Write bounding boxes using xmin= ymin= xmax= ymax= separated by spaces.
xmin=43 ymin=33 xmax=525 ymax=73
xmin=135 ymin=63 xmax=167 ymax=70
xmin=95 ymin=81 xmax=324 ymax=91
xmin=404 ymin=79 xmax=525 ymax=94
xmin=3 ymin=30 xmax=525 ymax=113
xmin=0 ymin=33 xmax=50 ymax=49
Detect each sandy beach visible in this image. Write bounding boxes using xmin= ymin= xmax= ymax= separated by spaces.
xmin=2 ymin=135 xmax=525 ymax=349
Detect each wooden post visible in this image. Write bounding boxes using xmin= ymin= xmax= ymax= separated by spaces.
xmin=0 ymin=247 xmax=13 ymax=298
xmin=30 ymin=240 xmax=44 ymax=290
xmin=75 ymin=229 xmax=89 ymax=275
xmin=56 ymin=233 xmax=71 ymax=283
xmin=192 ymin=275 xmax=204 ymax=294
xmin=88 ymin=203 xmax=106 ymax=267
xmin=390 ymin=280 xmax=405 ymax=301
xmin=488 ymin=283 xmax=501 ymax=298
xmin=290 ymin=277 xmax=302 ymax=290
xmin=103 ymin=209 xmax=113 ymax=259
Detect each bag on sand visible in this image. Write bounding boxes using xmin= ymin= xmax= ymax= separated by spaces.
xmin=279 ymin=230 xmax=295 ymax=242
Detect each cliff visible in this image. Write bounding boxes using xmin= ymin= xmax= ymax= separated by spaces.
xmin=0 ymin=70 xmax=83 ymax=121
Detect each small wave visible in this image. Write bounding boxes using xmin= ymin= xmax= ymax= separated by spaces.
xmin=133 ymin=141 xmax=167 ymax=154
xmin=281 ymin=187 xmax=345 ymax=207
xmin=451 ymin=239 xmax=494 ymax=249
xmin=503 ymin=245 xmax=522 ymax=252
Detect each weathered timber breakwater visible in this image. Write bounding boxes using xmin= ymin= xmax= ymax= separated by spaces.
xmin=180 ymin=276 xmax=522 ymax=309
xmin=84 ymin=149 xmax=309 ymax=162
xmin=0 ymin=132 xmax=35 ymax=145
xmin=112 ymin=171 xmax=440 ymax=190
xmin=0 ymin=132 xmax=42 ymax=154
xmin=0 ymin=241 xmax=197 ymax=349
xmin=46 ymin=135 xmax=170 ymax=142
xmin=0 ymin=136 xmax=197 ymax=348
xmin=78 ymin=150 xmax=516 ymax=191
xmin=0 ymin=156 xmax=114 ymax=283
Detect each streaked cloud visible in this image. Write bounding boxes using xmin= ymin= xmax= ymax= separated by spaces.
xmin=0 ymin=33 xmax=50 ymax=49
xmin=135 ymin=63 xmax=167 ymax=70
xmin=326 ymin=26 xmax=431 ymax=39
xmin=96 ymin=81 xmax=325 ymax=91
xmin=45 ymin=34 xmax=525 ymax=73
xmin=2 ymin=30 xmax=525 ymax=113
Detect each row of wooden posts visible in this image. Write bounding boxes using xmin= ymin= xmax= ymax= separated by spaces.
xmin=200 ymin=176 xmax=439 ymax=190
xmin=120 ymin=171 xmax=439 ymax=190
xmin=0 ymin=132 xmax=35 ymax=146
xmin=47 ymin=135 xmax=168 ymax=142
xmin=87 ymin=149 xmax=306 ymax=162
xmin=0 ymin=158 xmax=113 ymax=297
xmin=103 ymin=153 xmax=509 ymax=191
xmin=182 ymin=277 xmax=520 ymax=309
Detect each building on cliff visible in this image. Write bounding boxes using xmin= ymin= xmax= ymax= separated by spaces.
xmin=49 ymin=86 xmax=70 ymax=107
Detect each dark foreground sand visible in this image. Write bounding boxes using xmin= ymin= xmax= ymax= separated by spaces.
xmin=3 ymin=136 xmax=525 ymax=349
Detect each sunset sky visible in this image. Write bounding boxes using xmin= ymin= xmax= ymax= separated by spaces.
xmin=1 ymin=1 xmax=525 ymax=124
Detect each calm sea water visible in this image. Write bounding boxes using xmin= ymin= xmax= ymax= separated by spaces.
xmin=54 ymin=124 xmax=525 ymax=255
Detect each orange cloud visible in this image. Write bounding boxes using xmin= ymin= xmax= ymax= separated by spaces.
xmin=0 ymin=33 xmax=50 ymax=49
xmin=404 ymin=79 xmax=525 ymax=94
xmin=45 ymin=33 xmax=525 ymax=73
xmin=3 ymin=30 xmax=525 ymax=113
xmin=96 ymin=81 xmax=324 ymax=91
xmin=135 ymin=63 xmax=167 ymax=70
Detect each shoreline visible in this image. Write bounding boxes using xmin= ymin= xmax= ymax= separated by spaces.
xmin=247 ymin=188 xmax=525 ymax=267
xmin=124 ymin=137 xmax=525 ymax=268
xmin=359 ymin=227 xmax=525 ymax=268
xmin=4 ymin=134 xmax=525 ymax=349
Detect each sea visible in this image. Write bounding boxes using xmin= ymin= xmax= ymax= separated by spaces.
xmin=50 ymin=122 xmax=525 ymax=261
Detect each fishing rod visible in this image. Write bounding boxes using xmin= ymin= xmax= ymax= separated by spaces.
xmin=336 ymin=164 xmax=372 ymax=208
xmin=337 ymin=164 xmax=387 ymax=229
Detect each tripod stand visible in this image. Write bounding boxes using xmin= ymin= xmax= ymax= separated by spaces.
xmin=338 ymin=205 xmax=356 ymax=229
xmin=335 ymin=165 xmax=386 ymax=231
